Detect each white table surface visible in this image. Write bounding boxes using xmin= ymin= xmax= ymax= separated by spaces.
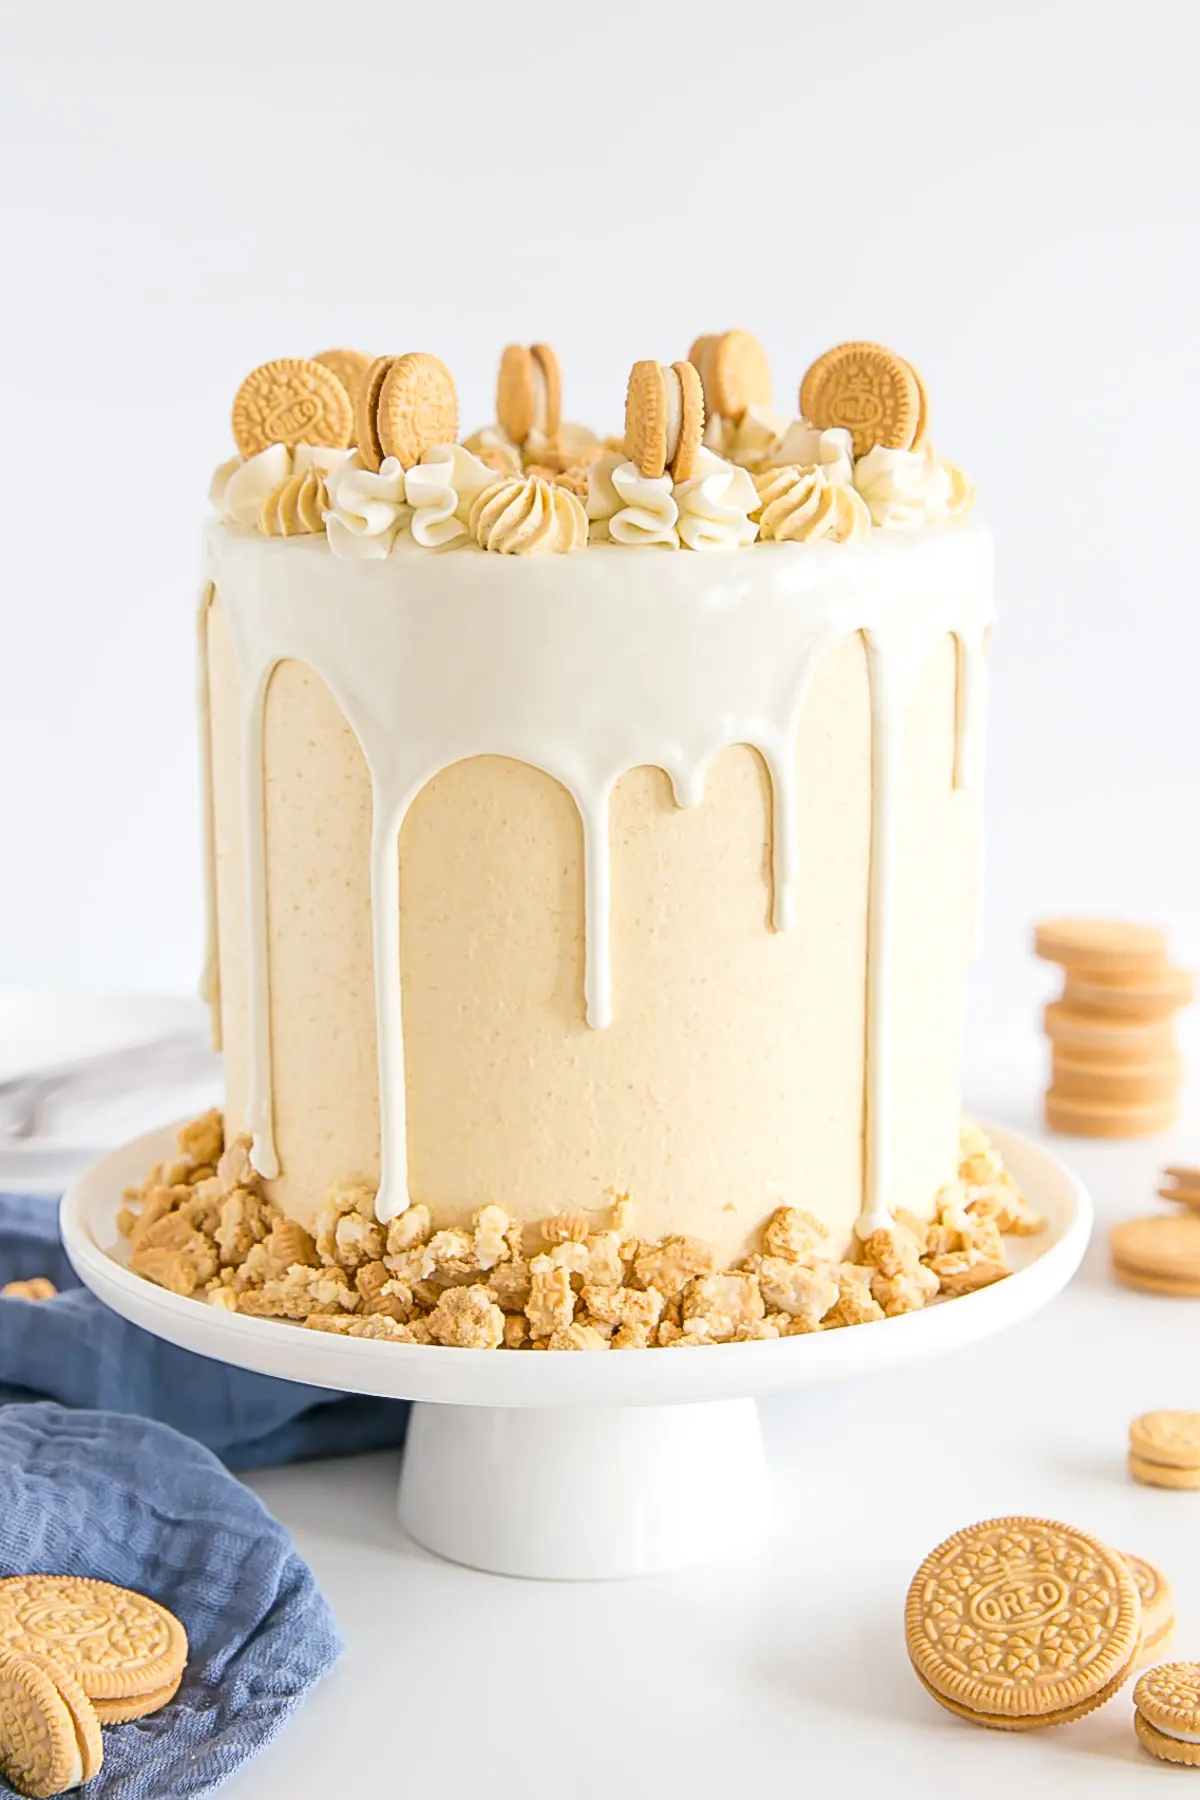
xmin=4 ymin=989 xmax=1199 ymax=1796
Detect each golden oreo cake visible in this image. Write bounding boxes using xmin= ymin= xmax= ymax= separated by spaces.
xmin=129 ymin=332 xmax=1027 ymax=1348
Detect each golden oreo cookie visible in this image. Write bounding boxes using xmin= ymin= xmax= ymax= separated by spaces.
xmin=1066 ymin=966 xmax=1193 ymax=1021
xmin=1034 ymin=917 xmax=1167 ymax=977
xmin=0 ymin=1576 xmax=187 ymax=1706
xmin=689 ymin=329 xmax=771 ymax=422
xmin=1135 ymin=1662 xmax=1200 ymax=1764
xmin=669 ymin=360 xmax=705 ymax=480
xmin=1113 ymin=1220 xmax=1200 ymax=1292
xmin=354 ymin=354 xmax=396 ymax=472
xmin=91 ymin=1671 xmax=181 ymax=1724
xmin=624 ymin=360 xmax=706 ymax=480
xmin=496 ymin=343 xmax=562 ymax=445
xmin=376 ymin=353 xmax=458 ymax=469
xmin=1130 ymin=1410 xmax=1200 ymax=1469
xmin=1121 ymin=1553 xmax=1176 ymax=1663
xmin=905 ymin=1515 xmax=1142 ymax=1730
xmin=799 ymin=341 xmax=920 ymax=457
xmin=231 ymin=358 xmax=354 ymax=458
xmin=907 ymin=357 xmax=931 ymax=447
xmin=0 ymin=1647 xmax=101 ymax=1798
xmin=1047 ymin=1092 xmax=1178 ymax=1139
xmin=312 ymin=347 xmax=372 ymax=403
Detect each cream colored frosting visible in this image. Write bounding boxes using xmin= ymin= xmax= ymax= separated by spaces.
xmin=469 ymin=475 xmax=588 ymax=554
xmin=405 ymin=444 xmax=497 ymax=548
xmin=674 ymin=448 xmax=760 ymax=551
xmin=706 ymin=404 xmax=790 ymax=471
xmin=201 ymin=518 xmax=993 ymax=1236
xmin=586 ymin=454 xmax=679 ymax=546
xmin=768 ymin=421 xmax=855 ymax=480
xmin=260 ymin=467 xmax=328 ymax=537
xmin=754 ymin=464 xmax=872 ymax=544
xmin=853 ymin=444 xmax=957 ymax=529
xmin=325 ymin=454 xmax=410 ymax=560
xmin=462 ymin=425 xmax=523 ymax=475
xmin=210 ymin=445 xmax=293 ymax=528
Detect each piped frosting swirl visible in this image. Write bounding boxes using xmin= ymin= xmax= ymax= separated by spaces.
xmin=469 ymin=475 xmax=588 ymax=554
xmin=753 ymin=464 xmax=872 ymax=544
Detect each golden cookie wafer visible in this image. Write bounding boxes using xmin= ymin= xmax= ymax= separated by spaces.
xmin=0 ymin=1647 xmax=95 ymax=1798
xmin=624 ymin=360 xmax=669 ymax=478
xmin=1160 ymin=1166 xmax=1200 ymax=1212
xmin=312 ymin=347 xmax=372 ymax=402
xmin=799 ymin=341 xmax=920 ymax=457
xmin=1066 ymin=966 xmax=1193 ymax=1021
xmin=0 ymin=1576 xmax=187 ymax=1705
xmin=1129 ymin=1410 xmax=1200 ymax=1468
xmin=1135 ymin=1662 xmax=1200 ymax=1763
xmin=376 ymin=352 xmax=458 ymax=469
xmin=497 ymin=344 xmax=561 ymax=445
xmin=531 ymin=344 xmax=562 ymax=439
xmin=354 ymin=354 xmax=395 ymax=472
xmin=912 ymin=1654 xmax=1136 ymax=1731
xmin=1113 ymin=1220 xmax=1200 ymax=1284
xmin=91 ymin=1671 xmax=181 ymax=1725
xmin=1046 ymin=1091 xmax=1177 ymax=1137
xmin=669 ymin=360 xmax=704 ymax=481
xmin=905 ymin=1515 xmax=1142 ymax=1729
xmin=1043 ymin=1000 xmax=1176 ymax=1061
xmin=906 ymin=357 xmax=930 ymax=447
xmin=704 ymin=329 xmax=771 ymax=422
xmin=1035 ymin=917 xmax=1168 ymax=977
xmin=1136 ymin=1707 xmax=1200 ymax=1764
xmin=1117 ymin=1268 xmax=1200 ymax=1298
xmin=1121 ymin=1554 xmax=1176 ymax=1664
xmin=231 ymin=358 xmax=353 ymax=458
xmin=1051 ymin=1053 xmax=1181 ymax=1105
xmin=1131 ymin=1452 xmax=1200 ymax=1485
xmin=21 ymin=1656 xmax=102 ymax=1786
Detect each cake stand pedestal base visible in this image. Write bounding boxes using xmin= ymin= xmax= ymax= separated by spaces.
xmin=398 ymin=1398 xmax=769 ymax=1579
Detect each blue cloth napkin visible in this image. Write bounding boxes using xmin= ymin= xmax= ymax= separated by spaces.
xmin=0 ymin=1401 xmax=343 ymax=1798
xmin=0 ymin=1192 xmax=409 ymax=1468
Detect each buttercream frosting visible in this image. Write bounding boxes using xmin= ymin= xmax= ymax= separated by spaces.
xmin=405 ymin=444 xmax=497 ymax=548
xmin=673 ymin=449 xmax=760 ymax=551
xmin=202 ymin=518 xmax=992 ymax=1233
xmin=853 ymin=444 xmax=961 ymax=529
xmin=753 ymin=464 xmax=872 ymax=544
xmin=260 ymin=466 xmax=328 ymax=537
xmin=767 ymin=420 xmax=855 ymax=480
xmin=325 ymin=454 xmax=410 ymax=560
xmin=586 ymin=454 xmax=679 ymax=547
xmin=469 ymin=475 xmax=589 ymax=554
xmin=211 ymin=444 xmax=353 ymax=531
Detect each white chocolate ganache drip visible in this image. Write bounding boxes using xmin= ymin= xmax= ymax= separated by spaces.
xmin=201 ymin=520 xmax=993 ymax=1230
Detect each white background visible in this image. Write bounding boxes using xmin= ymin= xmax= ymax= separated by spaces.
xmin=1 ymin=0 xmax=1198 ymax=1067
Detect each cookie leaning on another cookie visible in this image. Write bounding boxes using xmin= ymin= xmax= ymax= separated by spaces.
xmin=312 ymin=347 xmax=372 ymax=404
xmin=1121 ymin=1553 xmax=1176 ymax=1664
xmin=905 ymin=1515 xmax=1142 ymax=1730
xmin=687 ymin=329 xmax=771 ymax=423
xmin=0 ymin=1647 xmax=102 ymax=1798
xmin=1134 ymin=1662 xmax=1200 ymax=1764
xmin=0 ymin=1575 xmax=187 ymax=1713
xmin=376 ymin=353 xmax=458 ymax=469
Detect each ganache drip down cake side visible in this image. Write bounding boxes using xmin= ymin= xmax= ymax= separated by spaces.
xmin=120 ymin=332 xmax=1037 ymax=1350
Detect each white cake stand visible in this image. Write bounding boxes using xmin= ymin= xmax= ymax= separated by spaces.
xmin=61 ymin=1122 xmax=1089 ymax=1581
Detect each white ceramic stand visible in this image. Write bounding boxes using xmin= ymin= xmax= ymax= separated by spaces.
xmin=61 ymin=1121 xmax=1090 ymax=1580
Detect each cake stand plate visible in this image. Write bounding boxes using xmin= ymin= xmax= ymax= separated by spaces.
xmin=61 ymin=1123 xmax=1090 ymax=1581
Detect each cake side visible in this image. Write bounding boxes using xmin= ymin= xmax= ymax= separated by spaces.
xmin=204 ymin=522 xmax=990 ymax=1262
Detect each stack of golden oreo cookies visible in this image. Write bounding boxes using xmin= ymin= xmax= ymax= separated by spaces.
xmin=0 ymin=1575 xmax=187 ymax=1796
xmin=1036 ymin=918 xmax=1192 ymax=1137
xmin=905 ymin=1515 xmax=1143 ymax=1729
xmin=1128 ymin=1412 xmax=1200 ymax=1488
